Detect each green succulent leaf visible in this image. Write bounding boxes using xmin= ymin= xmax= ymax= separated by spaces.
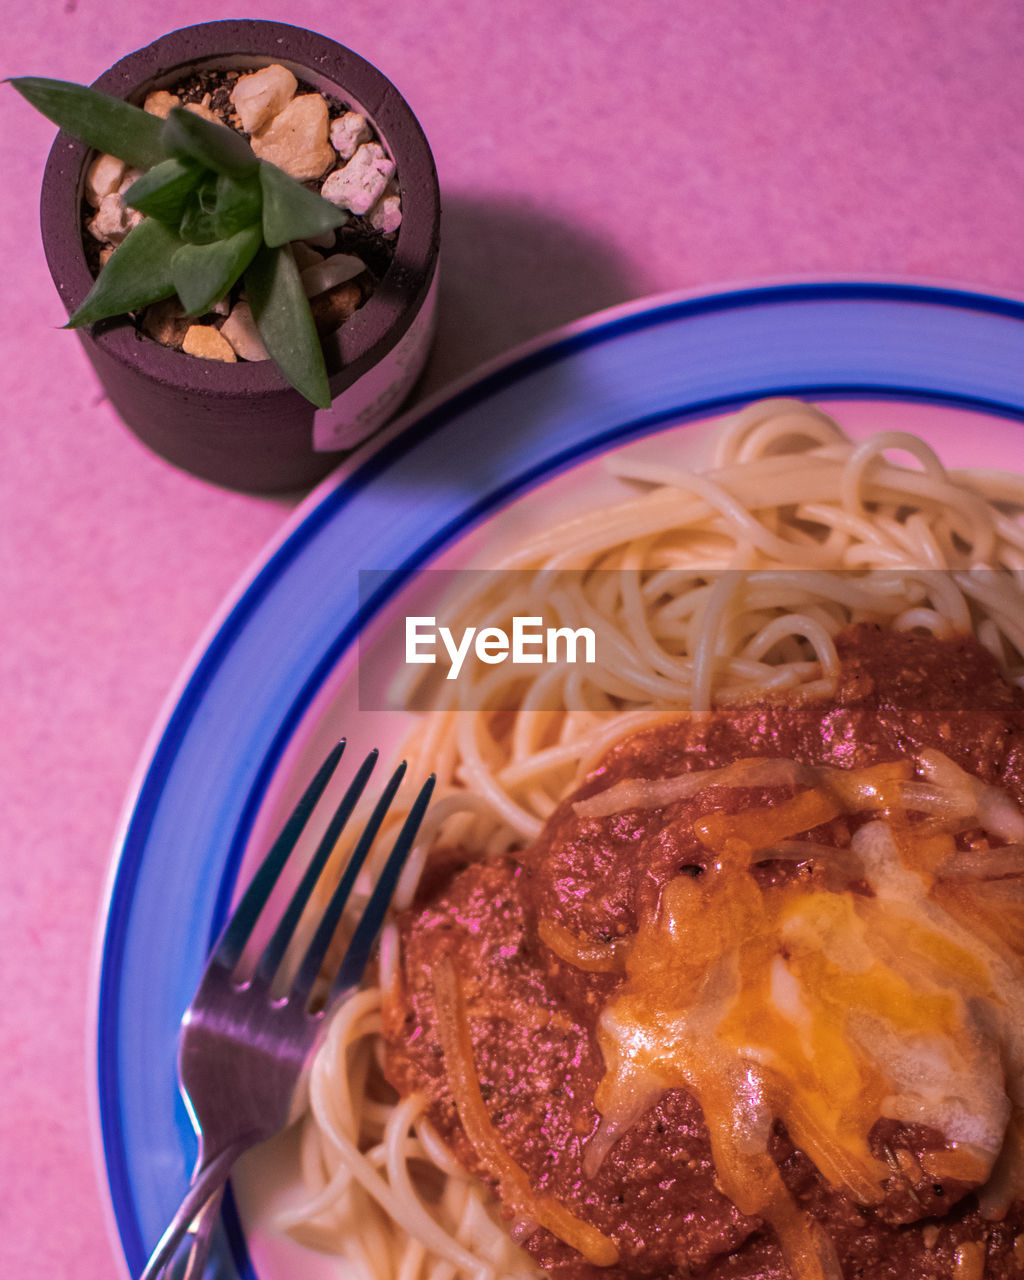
xmin=67 ymin=217 xmax=181 ymax=326
xmin=162 ymin=106 xmax=258 ymax=179
xmin=123 ymin=157 xmax=205 ymax=228
xmin=9 ymin=76 xmax=167 ymax=169
xmin=245 ymin=244 xmax=331 ymax=408
xmin=259 ymin=161 xmax=347 ymax=248
xmin=212 ymin=171 xmax=263 ymax=240
xmin=177 ymin=173 xmax=222 ymax=244
xmin=171 ymin=224 xmax=263 ymax=317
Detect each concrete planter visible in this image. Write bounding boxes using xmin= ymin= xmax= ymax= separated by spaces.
xmin=40 ymin=19 xmax=440 ymax=492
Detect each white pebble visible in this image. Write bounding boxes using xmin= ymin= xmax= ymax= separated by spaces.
xmin=369 ymin=184 xmax=402 ymax=234
xmin=330 ymin=111 xmax=372 ymax=160
xmin=300 ymin=253 xmax=365 ymax=297
xmin=250 ymin=93 xmax=335 ymax=181
xmin=183 ymin=324 xmax=237 ymax=362
xmin=143 ymin=90 xmax=179 ymax=118
xmin=84 ymin=153 xmax=127 ymax=207
xmin=291 ymin=241 xmax=322 ymax=272
xmin=220 ymin=302 xmax=269 ymax=361
xmin=87 ymin=192 xmax=142 ymax=244
xmin=183 ymin=100 xmax=219 ymax=124
xmin=321 ymin=142 xmax=394 ymax=216
xmin=230 ymin=64 xmax=297 ymax=134
xmin=118 ymin=167 xmax=145 ymax=196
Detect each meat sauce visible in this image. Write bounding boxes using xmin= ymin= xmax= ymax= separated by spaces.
xmin=382 ymin=627 xmax=1024 ymax=1278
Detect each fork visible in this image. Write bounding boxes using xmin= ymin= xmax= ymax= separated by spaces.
xmin=139 ymin=740 xmax=435 ymax=1280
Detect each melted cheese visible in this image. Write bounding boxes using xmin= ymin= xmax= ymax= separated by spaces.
xmin=576 ymin=759 xmax=1024 ymax=1280
xmin=537 ymin=917 xmax=626 ymax=973
xmin=431 ymin=956 xmax=619 ymax=1267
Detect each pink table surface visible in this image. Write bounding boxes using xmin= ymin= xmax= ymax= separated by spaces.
xmin=3 ymin=1 xmax=1024 ymax=1275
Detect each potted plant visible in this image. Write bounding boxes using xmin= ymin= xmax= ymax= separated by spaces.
xmin=16 ymin=20 xmax=440 ymax=492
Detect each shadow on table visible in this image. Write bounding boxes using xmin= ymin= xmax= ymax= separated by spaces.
xmin=263 ymin=193 xmax=638 ymax=507
xmin=419 ymin=190 xmax=639 ymax=399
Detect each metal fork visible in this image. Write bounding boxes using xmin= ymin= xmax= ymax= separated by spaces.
xmin=139 ymin=740 xmax=435 ymax=1280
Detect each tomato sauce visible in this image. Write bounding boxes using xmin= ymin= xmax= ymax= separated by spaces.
xmin=383 ymin=627 xmax=1024 ymax=1278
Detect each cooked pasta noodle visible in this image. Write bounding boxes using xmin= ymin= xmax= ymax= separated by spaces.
xmin=274 ymin=399 xmax=1024 ymax=1279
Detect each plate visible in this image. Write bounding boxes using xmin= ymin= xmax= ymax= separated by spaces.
xmin=94 ymin=280 xmax=1024 ymax=1277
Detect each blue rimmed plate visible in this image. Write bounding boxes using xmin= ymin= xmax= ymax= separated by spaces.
xmin=94 ymin=280 xmax=1024 ymax=1277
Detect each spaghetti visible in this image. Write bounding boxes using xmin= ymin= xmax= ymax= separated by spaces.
xmin=274 ymin=399 xmax=1024 ymax=1279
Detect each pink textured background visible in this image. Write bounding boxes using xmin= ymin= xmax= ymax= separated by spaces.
xmin=3 ymin=1 xmax=1024 ymax=1275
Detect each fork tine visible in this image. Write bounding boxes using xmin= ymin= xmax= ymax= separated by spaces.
xmin=291 ymin=759 xmax=410 ymax=1001
xmin=253 ymin=748 xmax=379 ymax=986
xmin=293 ymin=769 xmax=436 ymax=1004
xmin=211 ymin=740 xmax=346 ymax=970
xmin=330 ymin=772 xmax=437 ymax=999
xmin=325 ymin=772 xmax=436 ymax=1002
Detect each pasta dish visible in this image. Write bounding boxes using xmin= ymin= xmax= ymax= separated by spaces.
xmin=273 ymin=399 xmax=1024 ymax=1280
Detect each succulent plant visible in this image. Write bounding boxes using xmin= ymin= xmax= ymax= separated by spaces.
xmin=12 ymin=76 xmax=352 ymax=407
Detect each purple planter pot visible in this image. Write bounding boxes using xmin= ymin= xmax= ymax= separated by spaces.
xmin=40 ymin=20 xmax=441 ymax=492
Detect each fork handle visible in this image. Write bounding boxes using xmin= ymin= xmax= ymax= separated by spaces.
xmin=179 ymin=1184 xmax=225 ymax=1280
xmin=138 ymin=1143 xmax=245 ymax=1280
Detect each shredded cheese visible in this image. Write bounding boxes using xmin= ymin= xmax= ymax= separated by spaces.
xmin=431 ymin=956 xmax=619 ymax=1267
xmin=537 ymin=918 xmax=627 ymax=973
xmin=695 ymin=787 xmax=843 ymax=859
xmin=574 ymin=751 xmax=1024 ymax=1280
xmin=574 ymin=758 xmax=914 ymax=824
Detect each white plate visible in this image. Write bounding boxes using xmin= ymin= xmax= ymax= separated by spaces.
xmin=94 ymin=281 xmax=1024 ymax=1277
